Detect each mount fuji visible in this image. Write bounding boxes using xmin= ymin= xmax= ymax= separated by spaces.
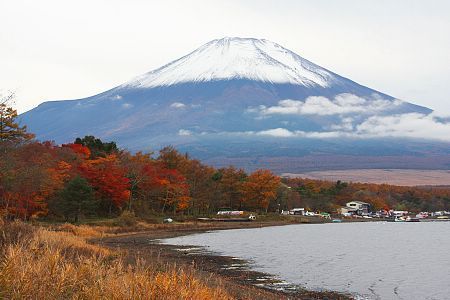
xmin=21 ymin=37 xmax=450 ymax=172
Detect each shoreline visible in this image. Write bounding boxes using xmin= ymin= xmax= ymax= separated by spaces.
xmin=96 ymin=220 xmax=353 ymax=299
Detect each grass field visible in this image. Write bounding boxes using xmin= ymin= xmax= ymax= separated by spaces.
xmin=283 ymin=169 xmax=450 ymax=186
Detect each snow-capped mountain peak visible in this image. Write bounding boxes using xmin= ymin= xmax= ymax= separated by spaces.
xmin=22 ymin=36 xmax=444 ymax=172
xmin=126 ymin=37 xmax=338 ymax=88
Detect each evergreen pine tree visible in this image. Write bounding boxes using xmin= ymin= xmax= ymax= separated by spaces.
xmin=51 ymin=176 xmax=97 ymax=222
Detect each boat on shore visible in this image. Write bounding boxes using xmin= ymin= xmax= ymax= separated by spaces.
xmin=420 ymin=217 xmax=450 ymax=222
xmin=394 ymin=216 xmax=420 ymax=222
xmin=198 ymin=214 xmax=256 ymax=222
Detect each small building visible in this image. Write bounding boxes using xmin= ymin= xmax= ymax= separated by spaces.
xmin=392 ymin=210 xmax=408 ymax=217
xmin=339 ymin=206 xmax=358 ymax=215
xmin=217 ymin=210 xmax=244 ymax=216
xmin=289 ymin=208 xmax=305 ymax=215
xmin=346 ymin=201 xmax=371 ymax=214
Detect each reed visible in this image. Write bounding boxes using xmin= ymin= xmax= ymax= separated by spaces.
xmin=0 ymin=220 xmax=231 ymax=300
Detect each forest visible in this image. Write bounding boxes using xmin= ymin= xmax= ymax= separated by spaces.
xmin=1 ymin=94 xmax=449 ymax=222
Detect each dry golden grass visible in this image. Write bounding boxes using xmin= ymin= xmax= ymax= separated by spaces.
xmin=56 ymin=222 xmax=112 ymax=238
xmin=0 ymin=220 xmax=232 ymax=300
xmin=55 ymin=221 xmax=221 ymax=237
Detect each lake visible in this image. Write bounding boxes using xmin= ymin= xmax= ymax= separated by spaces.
xmin=161 ymin=222 xmax=450 ymax=299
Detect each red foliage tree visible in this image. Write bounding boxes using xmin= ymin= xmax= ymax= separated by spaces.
xmin=80 ymin=154 xmax=130 ymax=211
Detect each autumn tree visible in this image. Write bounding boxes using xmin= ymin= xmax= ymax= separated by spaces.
xmin=157 ymin=168 xmax=190 ymax=214
xmin=121 ymin=152 xmax=181 ymax=214
xmin=121 ymin=151 xmax=154 ymax=211
xmin=158 ymin=146 xmax=186 ymax=169
xmin=0 ymin=142 xmax=67 ymax=219
xmin=217 ymin=166 xmax=247 ymax=210
xmin=185 ymin=161 xmax=216 ymax=214
xmin=172 ymin=157 xmax=215 ymax=215
xmin=80 ymin=154 xmax=131 ymax=215
xmin=62 ymin=143 xmax=91 ymax=160
xmin=157 ymin=147 xmax=210 ymax=214
xmin=0 ymin=92 xmax=34 ymax=143
xmin=241 ymin=169 xmax=281 ymax=213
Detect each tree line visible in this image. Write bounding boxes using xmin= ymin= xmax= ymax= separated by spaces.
xmin=1 ymin=93 xmax=449 ymax=221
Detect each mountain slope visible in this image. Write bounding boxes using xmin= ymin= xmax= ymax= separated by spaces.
xmin=20 ymin=37 xmax=449 ymax=171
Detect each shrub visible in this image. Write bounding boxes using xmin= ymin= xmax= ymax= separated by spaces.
xmin=115 ymin=210 xmax=138 ymax=227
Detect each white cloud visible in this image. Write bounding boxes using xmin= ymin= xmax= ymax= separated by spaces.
xmin=334 ymin=93 xmax=366 ymax=106
xmin=221 ymin=112 xmax=450 ymax=141
xmin=122 ymin=103 xmax=133 ymax=109
xmin=259 ymin=93 xmax=400 ymax=116
xmin=245 ymin=94 xmax=449 ymax=141
xmin=257 ymin=128 xmax=295 ymax=137
xmin=178 ymin=129 xmax=192 ymax=136
xmin=233 ymin=128 xmax=338 ymax=138
xmin=170 ymin=102 xmax=186 ymax=108
xmin=111 ymin=95 xmax=122 ymax=100
xmin=255 ymin=128 xmax=348 ymax=138
xmin=302 ymin=131 xmax=345 ymax=138
xmin=355 ymin=113 xmax=450 ymax=140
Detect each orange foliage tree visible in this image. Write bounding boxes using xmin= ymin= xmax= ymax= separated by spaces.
xmin=217 ymin=166 xmax=247 ymax=210
xmin=0 ymin=142 xmax=67 ymax=219
xmin=242 ymin=169 xmax=281 ymax=213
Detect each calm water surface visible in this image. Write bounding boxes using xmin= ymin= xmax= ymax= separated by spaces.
xmin=161 ymin=222 xmax=450 ymax=299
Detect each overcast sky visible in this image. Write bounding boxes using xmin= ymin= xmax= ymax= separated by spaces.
xmin=1 ymin=0 xmax=449 ymax=114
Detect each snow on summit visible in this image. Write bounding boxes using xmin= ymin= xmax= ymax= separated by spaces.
xmin=126 ymin=37 xmax=337 ymax=88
